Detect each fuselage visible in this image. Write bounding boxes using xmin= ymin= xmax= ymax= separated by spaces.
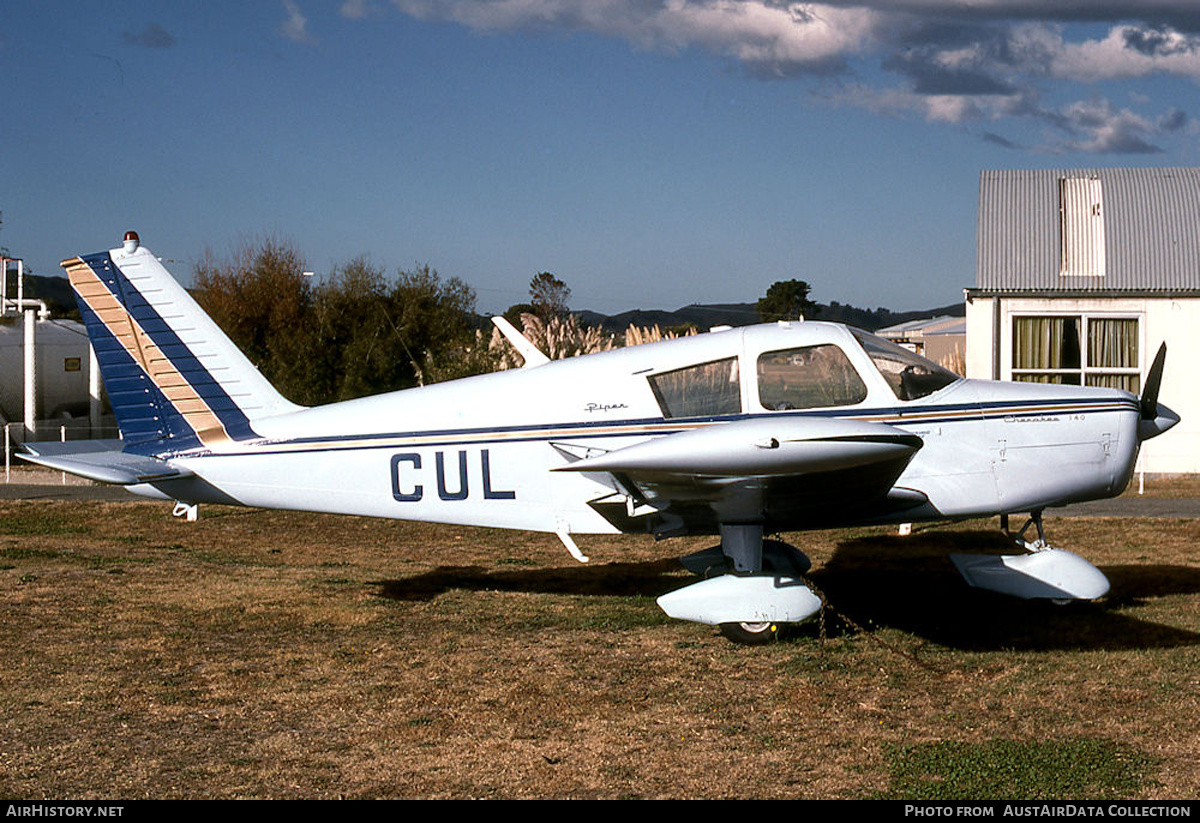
xmin=130 ymin=321 xmax=1145 ymax=537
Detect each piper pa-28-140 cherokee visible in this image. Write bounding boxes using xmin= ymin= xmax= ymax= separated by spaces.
xmin=21 ymin=233 xmax=1180 ymax=644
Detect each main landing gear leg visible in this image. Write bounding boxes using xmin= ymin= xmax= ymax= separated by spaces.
xmin=656 ymin=523 xmax=822 ymax=645
xmin=720 ymin=523 xmax=764 ymax=573
xmin=716 ymin=524 xmax=776 ymax=644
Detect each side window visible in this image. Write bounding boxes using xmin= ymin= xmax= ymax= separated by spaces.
xmin=648 ymin=358 xmax=742 ymax=418
xmin=757 ymin=345 xmax=867 ymax=411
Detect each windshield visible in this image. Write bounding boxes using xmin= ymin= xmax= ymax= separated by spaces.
xmin=850 ymin=328 xmax=960 ymax=401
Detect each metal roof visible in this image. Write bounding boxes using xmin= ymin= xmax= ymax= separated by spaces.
xmin=875 ymin=316 xmax=965 ymax=337
xmin=976 ymin=168 xmax=1200 ymax=292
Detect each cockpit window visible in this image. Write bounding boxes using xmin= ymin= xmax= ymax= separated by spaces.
xmin=648 ymin=357 xmax=741 ymax=418
xmin=851 ymin=328 xmax=960 ymax=401
xmin=757 ymin=345 xmax=867 ymax=410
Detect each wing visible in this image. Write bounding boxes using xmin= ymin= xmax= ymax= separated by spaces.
xmin=19 ymin=440 xmax=191 ymax=485
xmin=553 ymin=416 xmax=924 ymax=534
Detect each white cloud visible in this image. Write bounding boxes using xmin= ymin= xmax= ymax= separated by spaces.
xmin=391 ymin=1 xmax=880 ymax=70
xmin=648 ymin=1 xmax=878 ymax=69
xmin=838 ymin=83 xmax=1030 ymax=125
xmin=1047 ymin=99 xmax=1164 ymax=154
xmin=281 ymin=0 xmax=317 ymax=44
xmin=1052 ymin=24 xmax=1200 ymax=81
xmin=340 ymin=0 xmax=374 ymax=19
xmin=377 ymin=0 xmax=1200 ymax=153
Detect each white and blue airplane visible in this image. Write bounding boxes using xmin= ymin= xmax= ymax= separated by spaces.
xmin=21 ymin=232 xmax=1179 ymax=643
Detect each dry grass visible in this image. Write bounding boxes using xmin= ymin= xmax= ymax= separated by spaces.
xmin=0 ymin=500 xmax=1198 ymax=799
xmin=1126 ymin=474 xmax=1200 ymax=498
xmin=488 ymin=314 xmax=696 ymax=369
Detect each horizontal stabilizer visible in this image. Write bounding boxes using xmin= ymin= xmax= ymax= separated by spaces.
xmin=951 ymin=548 xmax=1110 ymax=601
xmin=19 ymin=440 xmax=190 ymax=485
xmin=554 ymin=417 xmax=921 ymax=478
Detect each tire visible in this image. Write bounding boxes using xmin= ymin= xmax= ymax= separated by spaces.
xmin=718 ymin=621 xmax=779 ymax=645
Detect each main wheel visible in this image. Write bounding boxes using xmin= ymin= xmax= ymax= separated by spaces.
xmin=718 ymin=621 xmax=779 ymax=645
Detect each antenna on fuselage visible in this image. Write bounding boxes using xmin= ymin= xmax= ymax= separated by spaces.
xmin=491 ymin=316 xmax=551 ymax=368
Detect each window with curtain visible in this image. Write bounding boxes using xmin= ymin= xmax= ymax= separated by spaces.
xmin=1012 ymin=315 xmax=1139 ymax=392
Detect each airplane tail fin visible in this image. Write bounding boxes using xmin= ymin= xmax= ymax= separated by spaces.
xmin=62 ymin=232 xmax=301 ymax=450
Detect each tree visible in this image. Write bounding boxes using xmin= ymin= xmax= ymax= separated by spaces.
xmin=756 ymin=279 xmax=816 ymax=322
xmin=529 ymin=271 xmax=570 ymax=320
xmin=192 ymin=237 xmax=318 ymax=403
xmin=383 ymin=263 xmax=482 ymax=387
xmin=283 ymin=257 xmax=481 ymax=399
xmin=308 ymin=256 xmax=394 ymax=402
xmin=193 ymin=238 xmax=484 ymax=403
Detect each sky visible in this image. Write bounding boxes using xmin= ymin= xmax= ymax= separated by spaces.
xmin=3 ymin=2 xmax=1200 ymax=316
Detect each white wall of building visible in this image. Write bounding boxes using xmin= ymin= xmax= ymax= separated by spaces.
xmin=966 ymin=295 xmax=1200 ymax=474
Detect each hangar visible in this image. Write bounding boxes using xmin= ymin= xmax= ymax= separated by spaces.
xmin=965 ymin=167 xmax=1200 ymax=474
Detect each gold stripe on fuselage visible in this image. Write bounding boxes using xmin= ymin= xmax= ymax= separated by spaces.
xmin=201 ymin=398 xmax=1135 ymax=459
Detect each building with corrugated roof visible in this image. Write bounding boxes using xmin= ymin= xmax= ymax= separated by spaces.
xmin=965 ymin=167 xmax=1200 ymax=473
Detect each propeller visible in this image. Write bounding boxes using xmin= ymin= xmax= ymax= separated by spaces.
xmin=1138 ymin=343 xmax=1179 ymax=441
xmin=1140 ymin=343 xmax=1166 ymax=420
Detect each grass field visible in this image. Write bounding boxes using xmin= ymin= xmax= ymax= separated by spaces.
xmin=1 ymin=497 xmax=1197 ymax=799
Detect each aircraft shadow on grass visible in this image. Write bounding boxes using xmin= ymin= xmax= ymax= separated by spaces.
xmin=376 ymin=529 xmax=1200 ymax=652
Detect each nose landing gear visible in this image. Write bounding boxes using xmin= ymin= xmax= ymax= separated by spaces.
xmin=951 ymin=510 xmax=1110 ymax=601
